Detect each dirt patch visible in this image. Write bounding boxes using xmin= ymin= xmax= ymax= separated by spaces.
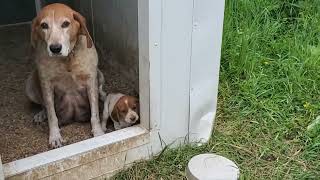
xmin=0 ymin=25 xmax=138 ymax=163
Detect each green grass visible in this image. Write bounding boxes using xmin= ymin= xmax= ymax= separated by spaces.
xmin=113 ymin=0 xmax=320 ymax=179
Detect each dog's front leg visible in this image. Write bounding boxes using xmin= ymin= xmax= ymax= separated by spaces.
xmin=41 ymin=83 xmax=64 ymax=148
xmin=87 ymin=76 xmax=104 ymax=136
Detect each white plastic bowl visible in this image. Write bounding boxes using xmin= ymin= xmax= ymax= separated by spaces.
xmin=186 ymin=153 xmax=239 ymax=180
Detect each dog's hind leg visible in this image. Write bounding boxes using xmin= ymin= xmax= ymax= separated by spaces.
xmin=26 ymin=70 xmax=47 ymax=123
xmin=26 ymin=70 xmax=43 ymax=105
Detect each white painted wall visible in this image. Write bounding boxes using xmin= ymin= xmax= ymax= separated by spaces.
xmin=189 ymin=0 xmax=225 ymax=143
xmin=158 ymin=0 xmax=194 ymax=144
xmin=146 ymin=0 xmax=225 ymax=151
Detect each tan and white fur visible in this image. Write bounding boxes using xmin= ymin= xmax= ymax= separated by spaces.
xmin=102 ymin=93 xmax=139 ymax=131
xmin=26 ymin=3 xmax=105 ymax=148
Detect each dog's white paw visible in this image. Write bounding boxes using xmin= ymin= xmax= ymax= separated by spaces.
xmin=49 ymin=132 xmax=64 ymax=148
xmin=33 ymin=110 xmax=47 ymax=123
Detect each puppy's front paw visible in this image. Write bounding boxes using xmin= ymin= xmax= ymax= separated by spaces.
xmin=92 ymin=127 xmax=104 ymax=137
xmin=49 ymin=132 xmax=64 ymax=148
xmin=101 ymin=125 xmax=107 ymax=133
xmin=33 ymin=110 xmax=47 ymax=124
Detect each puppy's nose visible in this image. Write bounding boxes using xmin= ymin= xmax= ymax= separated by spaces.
xmin=130 ymin=117 xmax=136 ymax=121
xmin=49 ymin=44 xmax=62 ymax=54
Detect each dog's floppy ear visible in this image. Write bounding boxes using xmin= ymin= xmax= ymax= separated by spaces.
xmin=73 ymin=11 xmax=93 ymax=48
xmin=31 ymin=17 xmax=39 ymax=48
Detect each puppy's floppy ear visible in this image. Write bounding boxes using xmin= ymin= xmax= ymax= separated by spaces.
xmin=31 ymin=17 xmax=39 ymax=48
xmin=112 ymin=106 xmax=122 ymax=122
xmin=73 ymin=11 xmax=93 ymax=48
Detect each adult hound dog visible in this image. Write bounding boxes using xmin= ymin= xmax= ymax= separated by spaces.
xmin=26 ymin=3 xmax=105 ymax=148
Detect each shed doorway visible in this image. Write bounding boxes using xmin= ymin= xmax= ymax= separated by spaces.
xmin=0 ymin=0 xmax=147 ymax=165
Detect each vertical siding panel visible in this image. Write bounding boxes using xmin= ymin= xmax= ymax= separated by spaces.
xmin=158 ymin=0 xmax=194 ymax=144
xmin=189 ymin=0 xmax=225 ymax=143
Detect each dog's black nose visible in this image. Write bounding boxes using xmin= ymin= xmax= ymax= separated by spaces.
xmin=49 ymin=44 xmax=62 ymax=54
xmin=130 ymin=117 xmax=135 ymax=121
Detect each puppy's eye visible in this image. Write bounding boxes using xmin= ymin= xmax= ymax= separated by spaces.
xmin=40 ymin=22 xmax=49 ymax=29
xmin=132 ymin=106 xmax=137 ymax=110
xmin=61 ymin=21 xmax=70 ymax=28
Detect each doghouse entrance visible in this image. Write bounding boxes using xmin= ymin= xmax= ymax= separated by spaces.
xmin=0 ymin=0 xmax=148 ymax=173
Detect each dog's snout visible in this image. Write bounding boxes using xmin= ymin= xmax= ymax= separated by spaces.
xmin=49 ymin=44 xmax=62 ymax=54
xmin=130 ymin=116 xmax=136 ymax=121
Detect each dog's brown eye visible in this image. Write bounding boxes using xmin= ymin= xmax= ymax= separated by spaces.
xmin=61 ymin=21 xmax=70 ymax=28
xmin=40 ymin=22 xmax=49 ymax=29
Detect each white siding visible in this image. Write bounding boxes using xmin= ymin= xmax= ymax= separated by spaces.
xmin=157 ymin=0 xmax=194 ymax=145
xmin=189 ymin=0 xmax=225 ymax=143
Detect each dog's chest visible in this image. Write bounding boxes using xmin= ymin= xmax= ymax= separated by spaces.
xmin=38 ymin=55 xmax=95 ymax=87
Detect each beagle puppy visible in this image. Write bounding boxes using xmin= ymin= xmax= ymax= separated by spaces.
xmin=101 ymin=93 xmax=139 ymax=131
xmin=25 ymin=3 xmax=105 ymax=148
